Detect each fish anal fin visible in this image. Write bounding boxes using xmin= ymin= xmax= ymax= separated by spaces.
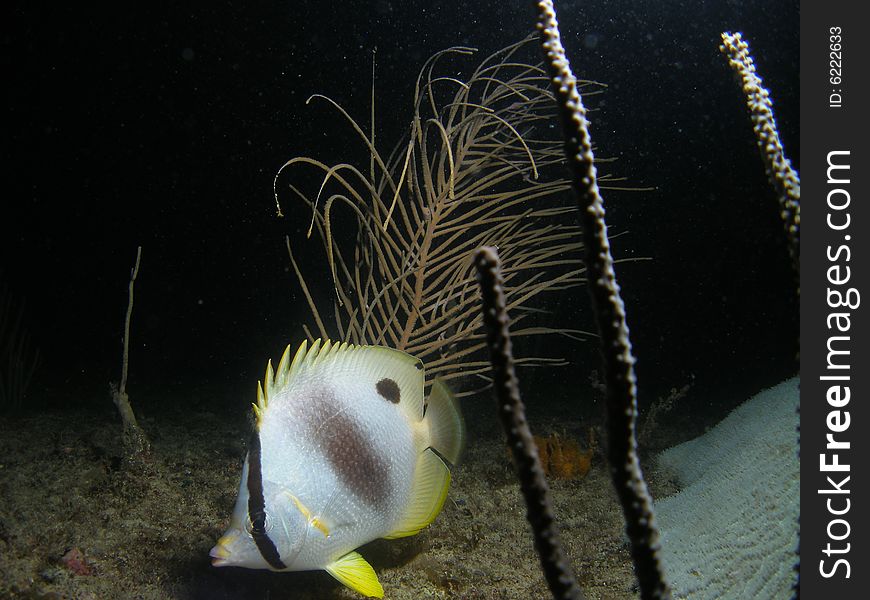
xmin=324 ymin=551 xmax=384 ymax=598
xmin=384 ymin=449 xmax=450 ymax=539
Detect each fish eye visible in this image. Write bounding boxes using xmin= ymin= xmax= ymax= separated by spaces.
xmin=245 ymin=510 xmax=273 ymax=535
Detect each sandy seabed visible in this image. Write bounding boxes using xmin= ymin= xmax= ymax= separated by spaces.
xmin=0 ymin=387 xmax=684 ymax=600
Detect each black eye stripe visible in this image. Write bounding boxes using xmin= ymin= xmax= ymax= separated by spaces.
xmin=247 ymin=434 xmax=286 ymax=570
xmin=250 ymin=511 xmax=266 ymax=533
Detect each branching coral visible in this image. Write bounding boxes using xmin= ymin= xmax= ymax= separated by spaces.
xmin=275 ymin=37 xmax=622 ymax=393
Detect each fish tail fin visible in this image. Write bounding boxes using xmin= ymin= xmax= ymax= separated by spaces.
xmin=383 ymin=449 xmax=450 ymax=539
xmin=424 ymin=378 xmax=465 ymax=466
xmin=383 ymin=379 xmax=464 ymax=541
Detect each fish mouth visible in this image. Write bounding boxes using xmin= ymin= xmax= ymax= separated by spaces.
xmin=209 ymin=534 xmax=234 ymax=567
xmin=209 ymin=544 xmax=230 ymax=567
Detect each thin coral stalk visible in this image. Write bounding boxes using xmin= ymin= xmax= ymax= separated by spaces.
xmin=534 ymin=1 xmax=671 ymax=598
xmin=112 ymin=246 xmax=150 ymax=459
xmin=720 ymin=32 xmax=800 ymax=284
xmin=474 ymin=245 xmax=584 ymax=600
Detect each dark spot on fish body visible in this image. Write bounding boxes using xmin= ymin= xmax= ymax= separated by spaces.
xmin=376 ymin=378 xmax=401 ymax=404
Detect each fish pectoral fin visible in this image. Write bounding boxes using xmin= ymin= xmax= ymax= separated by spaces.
xmin=284 ymin=492 xmax=331 ymax=538
xmin=384 ymin=448 xmax=450 ymax=539
xmin=310 ymin=516 xmax=330 ymax=538
xmin=324 ymin=551 xmax=384 ymax=598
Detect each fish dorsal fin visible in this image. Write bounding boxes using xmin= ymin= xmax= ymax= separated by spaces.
xmin=253 ymin=339 xmax=425 ymax=427
xmin=324 ymin=551 xmax=384 ymax=598
xmin=332 ymin=344 xmax=425 ymax=420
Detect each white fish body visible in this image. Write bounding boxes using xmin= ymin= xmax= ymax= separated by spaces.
xmin=210 ymin=339 xmax=464 ymax=598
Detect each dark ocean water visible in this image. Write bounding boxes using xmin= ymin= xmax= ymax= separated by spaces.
xmin=1 ymin=2 xmax=800 ymax=598
xmin=3 ymin=0 xmax=798 ymax=425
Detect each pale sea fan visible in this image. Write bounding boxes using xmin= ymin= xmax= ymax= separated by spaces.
xmin=275 ymin=37 xmax=623 ymax=396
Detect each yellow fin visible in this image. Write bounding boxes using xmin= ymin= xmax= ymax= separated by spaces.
xmin=275 ymin=344 xmax=293 ymax=388
xmin=264 ymin=359 xmax=274 ymax=404
xmin=288 ymin=339 xmax=309 ymax=376
xmin=257 ymin=339 xmax=424 ymax=427
xmin=298 ymin=341 xmax=424 ymax=419
xmin=423 ymin=378 xmax=465 ymax=465
xmin=384 ymin=449 xmax=450 ymax=539
xmin=254 ymin=381 xmax=266 ymax=428
xmin=258 ymin=340 xmax=311 ymax=417
xmin=305 ymin=338 xmax=323 ymax=367
xmin=324 ymin=551 xmax=384 ymax=598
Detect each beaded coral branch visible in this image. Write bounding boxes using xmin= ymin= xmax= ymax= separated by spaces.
xmin=474 ymin=246 xmax=585 ymax=600
xmin=720 ymin=32 xmax=801 ymax=278
xmin=532 ymin=1 xmax=671 ymax=599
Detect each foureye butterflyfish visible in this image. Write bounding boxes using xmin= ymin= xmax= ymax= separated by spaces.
xmin=210 ymin=339 xmax=465 ymax=597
